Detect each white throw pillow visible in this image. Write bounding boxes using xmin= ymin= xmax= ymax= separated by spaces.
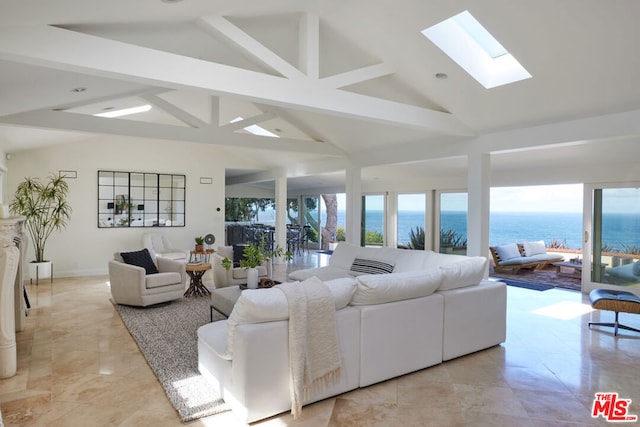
xmin=523 ymin=240 xmax=546 ymax=256
xmin=350 ymin=270 xmax=443 ymax=305
xmin=494 ymin=243 xmax=521 ymax=261
xmin=438 ymin=257 xmax=488 ymax=291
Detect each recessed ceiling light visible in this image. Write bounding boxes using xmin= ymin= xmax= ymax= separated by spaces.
xmin=70 ymin=87 xmax=87 ymax=93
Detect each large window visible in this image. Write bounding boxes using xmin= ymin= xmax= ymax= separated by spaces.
xmin=98 ymin=171 xmax=185 ymax=228
xmin=362 ymin=194 xmax=385 ymax=247
xmin=439 ymin=192 xmax=468 ymax=255
xmin=397 ymin=194 xmax=426 ymax=249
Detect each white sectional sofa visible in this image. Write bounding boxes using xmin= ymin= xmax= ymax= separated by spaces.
xmin=197 ymin=243 xmax=506 ymax=423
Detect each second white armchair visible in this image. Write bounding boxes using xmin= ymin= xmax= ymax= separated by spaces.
xmin=212 ymin=246 xmax=271 ymax=288
xmin=143 ymin=232 xmax=188 ymax=262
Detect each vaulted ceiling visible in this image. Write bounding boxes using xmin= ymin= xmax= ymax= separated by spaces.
xmin=2 ymin=0 xmax=640 ymax=191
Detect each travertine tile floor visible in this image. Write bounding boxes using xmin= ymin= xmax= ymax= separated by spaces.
xmin=1 ymin=252 xmax=639 ymax=426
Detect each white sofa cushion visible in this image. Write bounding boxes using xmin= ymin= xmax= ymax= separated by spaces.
xmin=288 ymin=266 xmax=353 ymax=282
xmin=392 ymin=250 xmax=432 ymax=272
xmin=350 ymin=270 xmax=443 ymax=305
xmin=328 ymin=242 xmax=360 ymax=270
xmin=329 ymin=243 xmax=400 ymax=271
xmin=522 ymin=240 xmax=546 ymax=256
xmin=225 ymin=277 xmax=357 ymax=359
xmin=438 ymin=257 xmax=488 ymax=291
xmin=145 ymin=272 xmax=182 ymax=289
xmin=423 ymin=251 xmax=468 ymax=269
xmin=494 ymin=243 xmax=521 ymax=261
xmin=230 ymin=277 xmax=357 ymax=324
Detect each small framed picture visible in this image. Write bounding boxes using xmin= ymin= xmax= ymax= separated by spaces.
xmin=59 ymin=170 xmax=77 ymax=179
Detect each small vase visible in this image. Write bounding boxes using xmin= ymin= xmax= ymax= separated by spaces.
xmin=246 ymin=267 xmax=259 ymax=289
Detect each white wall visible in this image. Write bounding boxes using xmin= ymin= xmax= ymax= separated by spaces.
xmin=6 ymin=136 xmax=228 ymax=277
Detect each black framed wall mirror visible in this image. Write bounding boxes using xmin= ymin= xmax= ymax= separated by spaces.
xmin=98 ymin=170 xmax=186 ymax=228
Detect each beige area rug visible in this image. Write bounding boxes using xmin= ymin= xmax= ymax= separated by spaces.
xmin=112 ymin=296 xmax=230 ymax=422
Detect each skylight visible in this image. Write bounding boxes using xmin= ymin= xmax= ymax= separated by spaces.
xmin=422 ymin=10 xmax=531 ymax=89
xmin=230 ymin=117 xmax=279 ymax=138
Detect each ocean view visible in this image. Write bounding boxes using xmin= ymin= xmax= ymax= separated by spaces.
xmin=335 ymin=210 xmax=640 ymax=251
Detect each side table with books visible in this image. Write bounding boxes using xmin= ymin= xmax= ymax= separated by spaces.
xmin=189 ymin=249 xmax=215 ymax=264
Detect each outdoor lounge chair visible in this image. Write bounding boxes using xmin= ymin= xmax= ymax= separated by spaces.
xmin=490 ymin=241 xmax=564 ymax=273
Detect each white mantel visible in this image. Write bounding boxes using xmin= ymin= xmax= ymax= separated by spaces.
xmin=0 ymin=216 xmax=25 ymax=379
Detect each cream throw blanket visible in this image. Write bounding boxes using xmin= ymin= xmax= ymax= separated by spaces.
xmin=276 ymin=277 xmax=341 ymax=418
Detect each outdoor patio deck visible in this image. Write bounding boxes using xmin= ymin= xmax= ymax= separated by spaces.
xmin=490 ymin=265 xmax=582 ymax=292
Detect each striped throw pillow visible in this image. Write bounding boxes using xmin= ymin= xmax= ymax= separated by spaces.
xmin=350 ymin=258 xmax=395 ymax=275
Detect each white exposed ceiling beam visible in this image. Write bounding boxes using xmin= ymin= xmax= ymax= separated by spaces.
xmin=221 ymin=112 xmax=277 ymax=132
xmin=475 ymin=108 xmax=640 ymax=153
xmin=259 ymin=104 xmax=334 ymax=145
xmin=226 ymin=156 xmax=350 ymax=185
xmin=320 ymin=63 xmax=395 ymax=89
xmin=52 ymin=88 xmax=166 ymax=112
xmin=197 ymin=15 xmax=305 ymax=80
xmin=299 ymin=13 xmax=320 ymax=79
xmin=0 ymin=25 xmax=472 ymax=135
xmin=351 ymin=108 xmax=640 ymax=168
xmin=0 ymin=109 xmax=344 ymax=155
xmin=140 ymin=94 xmax=210 ymax=128
xmin=210 ymin=96 xmax=220 ymax=127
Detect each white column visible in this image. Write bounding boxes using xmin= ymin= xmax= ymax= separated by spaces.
xmin=274 ymin=177 xmax=287 ymax=264
xmin=0 ymin=217 xmax=22 ymax=379
xmin=345 ymin=166 xmax=362 ymax=246
xmin=386 ymin=192 xmax=398 ymax=248
xmin=425 ymin=190 xmax=434 ymax=251
xmin=467 ymin=152 xmax=491 ymax=259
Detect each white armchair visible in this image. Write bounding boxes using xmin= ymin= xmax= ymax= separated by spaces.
xmin=142 ymin=232 xmax=188 ymax=262
xmin=212 ymin=246 xmax=271 ymax=288
xmin=109 ymin=249 xmax=186 ymax=306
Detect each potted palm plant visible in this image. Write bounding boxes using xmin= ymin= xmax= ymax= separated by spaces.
xmin=9 ymin=174 xmax=72 ymax=281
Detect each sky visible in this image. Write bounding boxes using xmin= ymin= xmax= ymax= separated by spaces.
xmin=490 ymin=184 xmax=583 ymax=213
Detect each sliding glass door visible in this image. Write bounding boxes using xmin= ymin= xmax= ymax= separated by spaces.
xmin=584 ymin=184 xmax=640 ymax=294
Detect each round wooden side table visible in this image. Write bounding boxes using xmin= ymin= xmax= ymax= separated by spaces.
xmin=184 ymin=263 xmax=212 ymax=297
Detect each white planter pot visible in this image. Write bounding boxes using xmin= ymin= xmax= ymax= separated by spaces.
xmin=246 ymin=267 xmax=259 ymax=289
xmin=28 ymin=261 xmax=52 ymax=282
